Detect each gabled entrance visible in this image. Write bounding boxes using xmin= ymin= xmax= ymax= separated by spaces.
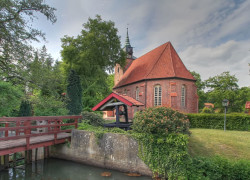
xmin=92 ymin=92 xmax=144 ymax=130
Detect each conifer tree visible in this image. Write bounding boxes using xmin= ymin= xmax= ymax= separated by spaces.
xmin=66 ymin=70 xmax=82 ymax=115
xmin=18 ymin=100 xmax=32 ymax=117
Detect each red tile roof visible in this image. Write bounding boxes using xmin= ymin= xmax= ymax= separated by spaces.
xmin=114 ymin=42 xmax=195 ymax=88
xmin=92 ymin=92 xmax=143 ymax=111
xmin=245 ymin=101 xmax=250 ymax=109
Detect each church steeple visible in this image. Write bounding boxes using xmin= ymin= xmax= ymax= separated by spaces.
xmin=125 ymin=28 xmax=131 ymax=47
xmin=124 ymin=28 xmax=133 ymax=59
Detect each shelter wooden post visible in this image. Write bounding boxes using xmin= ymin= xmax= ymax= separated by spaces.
xmin=115 ymin=105 xmax=120 ymax=124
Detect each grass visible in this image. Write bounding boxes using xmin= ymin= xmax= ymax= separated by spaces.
xmin=188 ymin=128 xmax=250 ymax=161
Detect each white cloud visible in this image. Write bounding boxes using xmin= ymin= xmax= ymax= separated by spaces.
xmin=180 ymin=40 xmax=250 ymax=87
xmin=32 ymin=0 xmax=250 ymax=87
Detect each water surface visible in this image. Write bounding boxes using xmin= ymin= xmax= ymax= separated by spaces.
xmin=0 ymin=158 xmax=152 ymax=180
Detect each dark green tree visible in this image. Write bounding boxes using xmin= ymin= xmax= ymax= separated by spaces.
xmin=61 ymin=15 xmax=125 ymax=109
xmin=0 ymin=0 xmax=56 ymax=84
xmin=66 ymin=70 xmax=82 ymax=115
xmin=18 ymin=100 xmax=32 ymax=117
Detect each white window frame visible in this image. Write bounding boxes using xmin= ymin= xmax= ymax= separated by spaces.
xmin=181 ymin=85 xmax=186 ymax=107
xmin=154 ymin=85 xmax=162 ymax=106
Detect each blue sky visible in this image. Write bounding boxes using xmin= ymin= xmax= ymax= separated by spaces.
xmin=33 ymin=0 xmax=250 ymax=87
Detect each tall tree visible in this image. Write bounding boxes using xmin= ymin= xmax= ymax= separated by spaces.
xmin=61 ymin=15 xmax=125 ymax=109
xmin=66 ymin=70 xmax=82 ymax=115
xmin=18 ymin=100 xmax=32 ymax=117
xmin=205 ymin=71 xmax=241 ymax=112
xmin=0 ymin=0 xmax=56 ymax=84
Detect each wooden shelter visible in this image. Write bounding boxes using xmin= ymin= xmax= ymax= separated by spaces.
xmin=92 ymin=92 xmax=143 ymax=130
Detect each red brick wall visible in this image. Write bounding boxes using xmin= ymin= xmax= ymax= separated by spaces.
xmin=114 ymin=78 xmax=198 ymax=119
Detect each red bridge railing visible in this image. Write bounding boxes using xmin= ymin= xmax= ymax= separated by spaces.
xmin=0 ymin=115 xmax=82 ymax=151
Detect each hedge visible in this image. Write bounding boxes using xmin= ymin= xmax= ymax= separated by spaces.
xmin=187 ymin=113 xmax=250 ymax=131
xmin=187 ymin=156 xmax=250 ymax=180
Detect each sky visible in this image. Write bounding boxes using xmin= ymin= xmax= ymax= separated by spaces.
xmin=33 ymin=0 xmax=250 ymax=87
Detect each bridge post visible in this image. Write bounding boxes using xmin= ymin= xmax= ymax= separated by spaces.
xmin=13 ymin=153 xmax=16 ymax=167
xmin=4 ymin=154 xmax=9 ymax=168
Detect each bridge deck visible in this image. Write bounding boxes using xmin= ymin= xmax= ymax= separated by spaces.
xmin=0 ymin=132 xmax=70 ymax=150
xmin=0 ymin=115 xmax=82 ymax=156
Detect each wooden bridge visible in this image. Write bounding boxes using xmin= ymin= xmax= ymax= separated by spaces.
xmin=0 ymin=115 xmax=82 ymax=165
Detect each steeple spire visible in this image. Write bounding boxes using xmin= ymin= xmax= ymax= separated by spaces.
xmin=125 ymin=28 xmax=131 ymax=47
xmin=124 ymin=27 xmax=133 ymax=58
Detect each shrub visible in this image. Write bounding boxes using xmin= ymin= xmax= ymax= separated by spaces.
xmin=187 ymin=156 xmax=250 ymax=180
xmin=132 ymin=107 xmax=190 ymax=136
xmin=82 ymin=111 xmax=104 ymax=126
xmin=188 ymin=113 xmax=250 ymax=131
xmin=132 ymin=107 xmax=191 ymax=179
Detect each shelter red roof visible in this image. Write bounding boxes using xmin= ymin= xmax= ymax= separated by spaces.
xmin=245 ymin=101 xmax=250 ymax=109
xmin=114 ymin=42 xmax=195 ymax=88
xmin=92 ymin=92 xmax=143 ymax=111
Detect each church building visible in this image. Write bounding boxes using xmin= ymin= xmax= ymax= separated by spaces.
xmin=93 ymin=30 xmax=198 ymax=119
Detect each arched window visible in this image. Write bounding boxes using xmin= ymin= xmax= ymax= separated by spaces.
xmin=118 ymin=67 xmax=119 ymax=73
xmin=181 ymin=85 xmax=186 ymax=107
xmin=154 ymin=85 xmax=162 ymax=106
xmin=136 ymin=87 xmax=139 ymax=100
xmin=124 ymin=89 xmax=127 ymax=95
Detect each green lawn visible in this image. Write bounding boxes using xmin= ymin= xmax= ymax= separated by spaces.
xmin=188 ymin=128 xmax=250 ymax=160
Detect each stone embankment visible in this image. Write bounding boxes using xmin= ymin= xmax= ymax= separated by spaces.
xmin=50 ymin=129 xmax=151 ymax=176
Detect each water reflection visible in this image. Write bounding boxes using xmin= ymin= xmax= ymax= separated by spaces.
xmin=0 ymin=158 xmax=152 ymax=180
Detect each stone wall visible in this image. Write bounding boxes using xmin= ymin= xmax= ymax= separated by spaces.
xmin=50 ymin=129 xmax=152 ymax=176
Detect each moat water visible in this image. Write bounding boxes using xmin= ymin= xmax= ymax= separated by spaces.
xmin=0 ymin=158 xmax=152 ymax=180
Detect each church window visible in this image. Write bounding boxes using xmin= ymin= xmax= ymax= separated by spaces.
xmin=136 ymin=87 xmax=139 ymax=100
xmin=124 ymin=89 xmax=127 ymax=95
xmin=181 ymin=85 xmax=186 ymax=107
xmin=154 ymin=85 xmax=162 ymax=106
xmin=118 ymin=67 xmax=119 ymax=73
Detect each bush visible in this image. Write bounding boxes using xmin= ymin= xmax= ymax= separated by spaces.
xmin=132 ymin=107 xmax=190 ymax=136
xmin=187 ymin=156 xmax=250 ymax=180
xmin=82 ymin=111 xmax=104 ymax=126
xmin=188 ymin=113 xmax=250 ymax=131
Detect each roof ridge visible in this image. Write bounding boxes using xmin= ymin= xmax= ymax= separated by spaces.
xmin=169 ymin=42 xmax=176 ymax=77
xmin=145 ymin=42 xmax=169 ymax=78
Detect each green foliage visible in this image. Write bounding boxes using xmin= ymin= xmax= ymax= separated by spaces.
xmin=188 ymin=113 xmax=250 ymax=131
xmin=29 ymin=47 xmax=65 ymax=97
xmin=18 ymin=100 xmax=32 ymax=116
xmin=133 ymin=133 xmax=190 ymax=179
xmin=201 ymin=107 xmax=214 ymax=114
xmin=31 ymin=95 xmax=68 ymax=116
xmin=61 ymin=15 xmax=125 ymax=110
xmin=82 ymin=111 xmax=104 ymax=126
xmin=0 ymin=81 xmax=23 ymax=117
xmin=0 ymin=0 xmax=56 ymax=83
xmin=132 ymin=107 xmax=190 ymax=136
xmin=187 ymin=156 xmax=250 ymax=180
xmin=66 ymin=70 xmax=82 ymax=115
